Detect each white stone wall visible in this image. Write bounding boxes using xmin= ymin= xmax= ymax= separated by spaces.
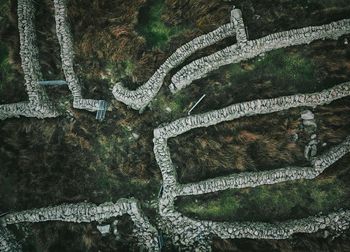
xmin=171 ymin=18 xmax=350 ymax=91
xmin=156 ymin=82 xmax=350 ymax=139
xmin=153 ymin=83 xmax=350 ymax=250
xmin=0 ymin=0 xmax=59 ymax=120
xmin=1 ymin=198 xmax=159 ymax=251
xmin=112 ymin=7 xmax=237 ymax=111
xmin=53 ymin=0 xmax=106 ymax=112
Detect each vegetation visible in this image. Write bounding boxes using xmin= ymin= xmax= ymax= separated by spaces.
xmin=136 ymin=0 xmax=184 ymax=49
xmin=1 ymin=0 xmax=350 ymax=251
xmin=176 ymin=176 xmax=350 ymax=222
xmin=0 ymin=42 xmax=10 ymax=92
xmin=227 ymin=49 xmax=317 ymax=93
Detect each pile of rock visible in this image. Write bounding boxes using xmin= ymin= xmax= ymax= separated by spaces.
xmin=301 ymin=110 xmax=317 ymax=131
xmin=304 ymin=134 xmax=319 ymax=160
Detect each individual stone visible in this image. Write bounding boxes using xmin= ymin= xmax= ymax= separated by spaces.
xmin=301 ymin=110 xmax=315 ymax=120
xmin=97 ymin=224 xmax=110 ymax=236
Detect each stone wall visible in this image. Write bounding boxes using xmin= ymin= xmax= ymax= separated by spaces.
xmin=155 ymin=82 xmax=350 ymax=139
xmin=53 ymin=0 xmax=106 ymax=112
xmin=1 ymin=198 xmax=159 ymax=251
xmin=112 ymin=7 xmax=237 ymax=111
xmin=0 ymin=0 xmax=59 ymax=120
xmin=0 ymin=226 xmax=22 ymax=252
xmin=153 ymin=82 xmax=350 ymax=250
xmin=231 ymin=8 xmax=247 ymax=44
xmin=179 ymin=136 xmax=350 ymax=196
xmin=171 ymin=17 xmax=350 ymax=92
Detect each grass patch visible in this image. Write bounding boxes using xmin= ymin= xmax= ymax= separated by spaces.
xmin=227 ymin=49 xmax=317 ymax=93
xmin=176 ymin=177 xmax=349 ymax=222
xmin=136 ymin=0 xmax=184 ymax=49
xmin=105 ymin=59 xmax=136 ymax=88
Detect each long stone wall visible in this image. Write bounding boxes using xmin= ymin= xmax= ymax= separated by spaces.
xmin=179 ymin=136 xmax=350 ymax=196
xmin=156 ymin=82 xmax=350 ymax=139
xmin=1 ymin=198 xmax=159 ymax=251
xmin=0 ymin=0 xmax=59 ymax=120
xmin=0 ymin=226 xmax=22 ymax=252
xmin=112 ymin=8 xmax=237 ymax=111
xmin=155 ymin=141 xmax=350 ymax=251
xmin=170 ymin=16 xmax=350 ymax=92
xmin=153 ymin=82 xmax=350 ymax=250
xmin=53 ymin=0 xmax=105 ymax=112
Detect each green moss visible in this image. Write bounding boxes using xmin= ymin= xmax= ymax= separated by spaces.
xmin=137 ymin=0 xmax=184 ymax=49
xmin=177 ymin=177 xmax=349 ymax=222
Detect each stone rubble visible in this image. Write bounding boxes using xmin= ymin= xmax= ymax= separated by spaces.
xmin=153 ymin=83 xmax=350 ymax=251
xmin=301 ymin=110 xmax=318 ymax=159
xmin=171 ymin=13 xmax=350 ymax=92
xmin=0 ymin=0 xmax=59 ymax=120
xmin=1 ymin=198 xmax=159 ymax=251
xmin=112 ymin=7 xmax=238 ymax=111
xmin=53 ymin=0 xmax=106 ymax=112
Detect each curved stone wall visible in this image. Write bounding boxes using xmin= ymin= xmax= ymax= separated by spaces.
xmin=112 ymin=8 xmax=237 ymax=111
xmin=171 ymin=17 xmax=350 ymax=92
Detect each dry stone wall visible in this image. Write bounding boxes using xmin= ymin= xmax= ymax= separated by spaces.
xmin=112 ymin=8 xmax=237 ymax=111
xmin=1 ymin=198 xmax=159 ymax=251
xmin=0 ymin=0 xmax=59 ymax=120
xmin=53 ymin=0 xmax=106 ymax=112
xmin=170 ymin=17 xmax=350 ymax=92
xmin=0 ymin=226 xmax=22 ymax=252
xmin=153 ymin=83 xmax=350 ymax=250
xmin=1 ymin=3 xmax=350 ymax=252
